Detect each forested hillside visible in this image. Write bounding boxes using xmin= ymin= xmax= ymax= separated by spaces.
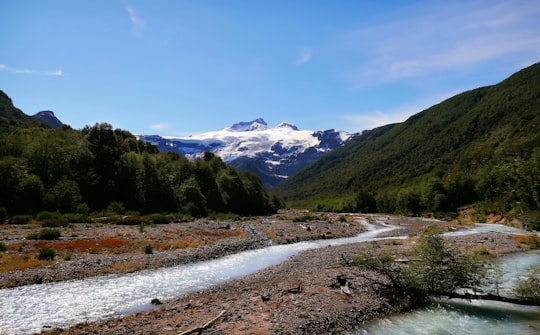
xmin=0 ymin=91 xmax=282 ymax=218
xmin=274 ymin=62 xmax=540 ymax=228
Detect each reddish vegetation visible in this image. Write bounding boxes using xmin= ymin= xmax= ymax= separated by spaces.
xmin=35 ymin=238 xmax=133 ymax=254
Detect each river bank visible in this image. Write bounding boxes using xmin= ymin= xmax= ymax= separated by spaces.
xmin=0 ymin=213 xmax=534 ymax=334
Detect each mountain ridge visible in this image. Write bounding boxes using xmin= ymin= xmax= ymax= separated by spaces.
xmin=138 ymin=118 xmax=356 ymax=189
xmin=274 ymin=62 xmax=540 ymax=223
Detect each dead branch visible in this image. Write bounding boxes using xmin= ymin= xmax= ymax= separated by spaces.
xmin=178 ymin=310 xmax=226 ymax=335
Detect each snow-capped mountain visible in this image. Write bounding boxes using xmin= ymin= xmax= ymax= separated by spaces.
xmin=138 ymin=118 xmax=356 ymax=189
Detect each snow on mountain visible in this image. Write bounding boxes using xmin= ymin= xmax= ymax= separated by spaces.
xmin=138 ymin=119 xmax=356 ymax=189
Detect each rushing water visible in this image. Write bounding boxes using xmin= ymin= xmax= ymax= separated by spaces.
xmin=0 ymin=220 xmax=400 ymax=335
xmin=347 ymin=250 xmax=540 ymax=335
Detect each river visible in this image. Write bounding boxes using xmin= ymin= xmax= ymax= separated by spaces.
xmin=0 ymin=219 xmax=400 ymax=334
xmin=347 ymin=250 xmax=540 ymax=335
xmin=0 ymin=221 xmax=537 ymax=334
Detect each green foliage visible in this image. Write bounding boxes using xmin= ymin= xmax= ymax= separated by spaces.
xmin=0 ymin=101 xmax=279 ymax=217
xmin=37 ymin=211 xmax=69 ymax=227
xmin=27 ymin=228 xmax=62 ymax=240
xmin=106 ymin=201 xmax=126 ymax=215
xmin=143 ymin=244 xmax=153 ymax=255
xmin=514 ymin=266 xmax=540 ymax=304
xmin=37 ymin=248 xmax=57 ymax=260
xmin=119 ymin=215 xmax=145 ymax=226
xmin=275 ymin=62 xmax=540 ymax=222
xmin=292 ymin=215 xmax=314 ymax=222
xmin=38 ymin=228 xmax=62 ymax=240
xmin=149 ymin=214 xmax=170 ymax=225
xmin=12 ymin=215 xmax=33 ymax=225
xmin=0 ymin=241 xmax=7 ymax=252
xmin=355 ymin=232 xmax=486 ymax=304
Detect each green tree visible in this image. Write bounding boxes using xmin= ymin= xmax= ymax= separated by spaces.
xmin=514 ymin=266 xmax=540 ymax=304
xmin=178 ymin=177 xmax=207 ymax=217
xmin=44 ymin=178 xmax=82 ymax=213
xmin=355 ymin=230 xmax=485 ymax=305
xmin=355 ymin=189 xmax=377 ymax=213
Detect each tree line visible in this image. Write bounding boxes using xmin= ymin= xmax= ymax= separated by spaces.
xmin=0 ymin=120 xmax=283 ymax=219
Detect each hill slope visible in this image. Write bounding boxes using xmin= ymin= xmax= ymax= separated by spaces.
xmin=275 ymin=62 xmax=540 ymax=222
xmin=0 ymin=90 xmax=39 ymax=126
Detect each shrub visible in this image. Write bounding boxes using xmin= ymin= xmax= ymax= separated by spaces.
xmin=106 ymin=201 xmax=125 ymax=214
xmin=38 ymin=228 xmax=62 ymax=240
xmin=63 ymin=213 xmax=89 ymax=223
xmin=293 ymin=215 xmax=314 ymax=222
xmin=38 ymin=248 xmax=57 ymax=260
xmin=120 ymin=215 xmax=145 ymax=225
xmin=26 ymin=232 xmax=40 ymax=240
xmin=149 ymin=214 xmax=170 ymax=225
xmin=12 ymin=215 xmax=33 ymax=225
xmin=144 ymin=244 xmax=153 ymax=254
xmin=38 ymin=211 xmax=69 ymax=227
xmin=40 ymin=218 xmax=69 ymax=227
xmin=0 ymin=242 xmax=7 ymax=252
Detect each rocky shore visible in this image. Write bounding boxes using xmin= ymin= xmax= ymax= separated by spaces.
xmin=0 ymin=213 xmax=534 ymax=334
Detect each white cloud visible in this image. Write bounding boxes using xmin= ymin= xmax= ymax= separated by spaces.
xmin=150 ymin=123 xmax=170 ymax=131
xmin=296 ymin=47 xmax=314 ymax=65
xmin=342 ymin=0 xmax=540 ymax=86
xmin=0 ymin=64 xmax=63 ymax=76
xmin=340 ymin=91 xmax=460 ymax=131
xmin=121 ymin=0 xmax=145 ymax=34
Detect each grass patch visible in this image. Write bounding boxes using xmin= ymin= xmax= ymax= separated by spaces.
xmin=512 ymin=234 xmax=540 ymax=249
xmin=0 ymin=253 xmax=45 ymax=272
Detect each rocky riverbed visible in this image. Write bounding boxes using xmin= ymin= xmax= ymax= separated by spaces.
xmin=0 ymin=212 xmax=535 ymax=334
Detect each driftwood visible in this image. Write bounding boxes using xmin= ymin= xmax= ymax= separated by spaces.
xmin=439 ymin=292 xmax=540 ymax=306
xmin=178 ymin=310 xmax=226 ymax=335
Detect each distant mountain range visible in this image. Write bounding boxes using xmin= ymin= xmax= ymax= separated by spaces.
xmin=138 ymin=118 xmax=356 ymax=189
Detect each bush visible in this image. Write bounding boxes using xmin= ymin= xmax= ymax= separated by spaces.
xmin=144 ymin=244 xmax=153 ymax=254
xmin=149 ymin=214 xmax=170 ymax=225
xmin=0 ymin=242 xmax=7 ymax=252
xmin=106 ymin=201 xmax=125 ymax=214
xmin=12 ymin=215 xmax=33 ymax=225
xmin=27 ymin=229 xmax=62 ymax=240
xmin=37 ymin=211 xmax=69 ymax=227
xmin=39 ymin=228 xmax=62 ymax=240
xmin=26 ymin=232 xmax=40 ymax=240
xmin=63 ymin=213 xmax=89 ymax=223
xmin=119 ymin=215 xmax=145 ymax=225
xmin=38 ymin=248 xmax=57 ymax=260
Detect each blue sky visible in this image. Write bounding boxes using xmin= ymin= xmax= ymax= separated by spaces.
xmin=2 ymin=0 xmax=539 ymax=136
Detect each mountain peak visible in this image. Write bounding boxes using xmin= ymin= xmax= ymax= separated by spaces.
xmin=228 ymin=118 xmax=268 ymax=132
xmin=32 ymin=110 xmax=63 ymax=129
xmin=276 ymin=122 xmax=299 ymax=131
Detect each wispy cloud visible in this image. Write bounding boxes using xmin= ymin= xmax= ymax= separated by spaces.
xmin=150 ymin=123 xmax=170 ymax=131
xmin=342 ymin=0 xmax=540 ymax=86
xmin=296 ymin=47 xmax=314 ymax=65
xmin=340 ymin=91 xmax=460 ymax=131
xmin=121 ymin=0 xmax=145 ymax=34
xmin=0 ymin=64 xmax=63 ymax=76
